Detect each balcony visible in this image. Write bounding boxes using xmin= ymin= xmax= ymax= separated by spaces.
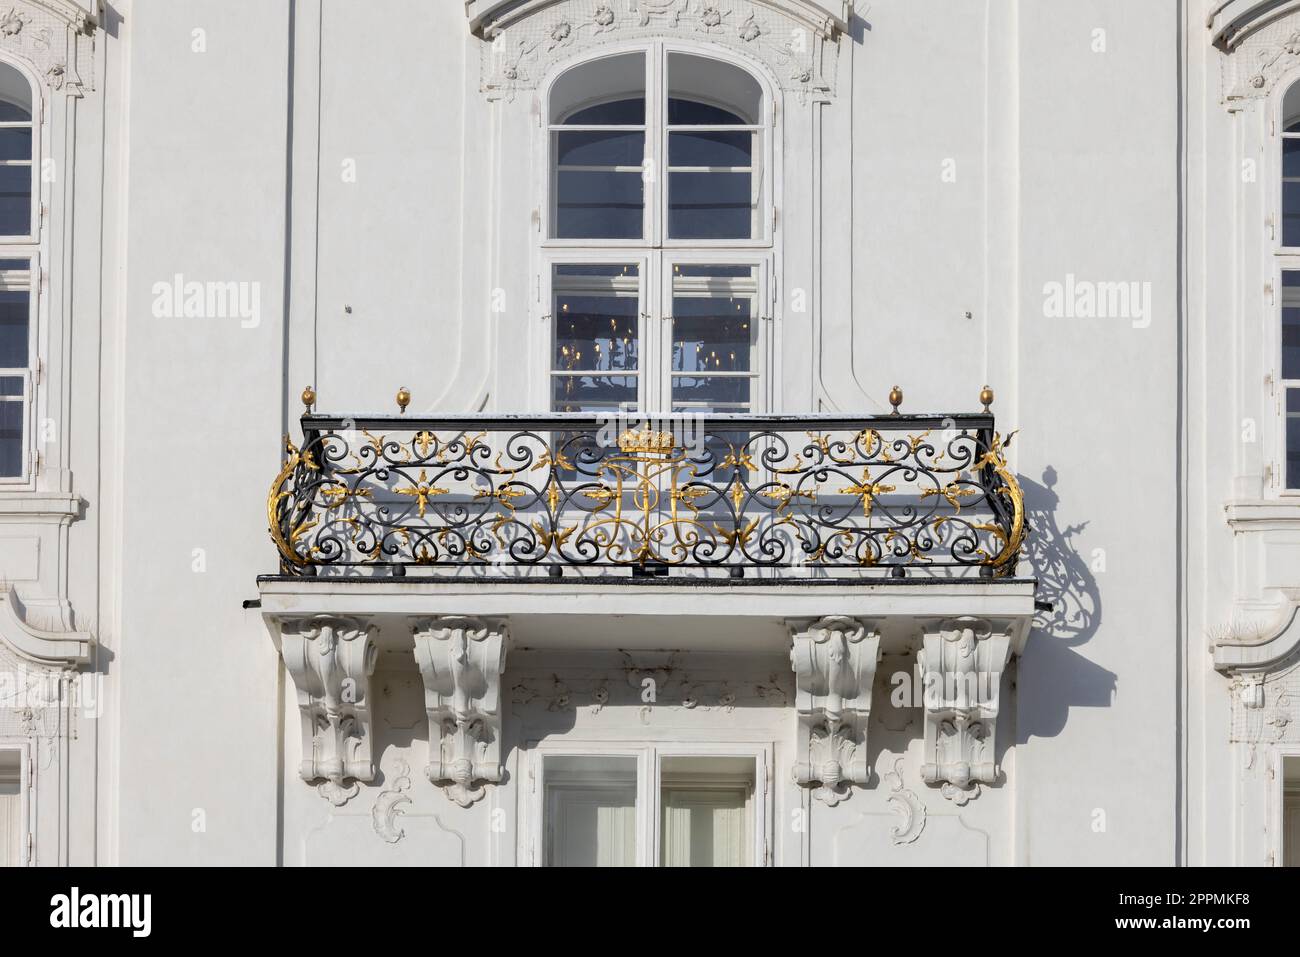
xmin=265 ymin=407 xmax=1026 ymax=582
xmin=257 ymin=401 xmax=1038 ymax=810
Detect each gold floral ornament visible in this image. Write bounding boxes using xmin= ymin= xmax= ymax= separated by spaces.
xmin=394 ymin=469 xmax=449 ymax=519
xmin=970 ymin=431 xmax=1026 ymax=574
xmin=840 ymin=468 xmax=897 ymax=520
xmin=268 ymin=435 xmax=319 ymax=568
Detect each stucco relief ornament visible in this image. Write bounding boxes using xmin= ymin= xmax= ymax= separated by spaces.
xmin=546 ymin=21 xmax=574 ymax=51
xmin=739 ymin=15 xmax=761 ymax=42
xmin=0 ymin=7 xmax=26 ymax=36
xmin=592 ymin=4 xmax=616 ymax=33
xmin=371 ymin=759 xmax=413 ymax=844
xmin=884 ymin=758 xmax=926 ymax=845
xmin=696 ymin=6 xmax=728 ymax=33
xmin=45 ymin=61 xmax=64 ymax=90
xmin=634 ymin=0 xmax=688 ymax=27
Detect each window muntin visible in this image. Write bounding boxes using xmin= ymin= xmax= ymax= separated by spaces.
xmin=0 ymin=62 xmax=32 ymax=240
xmin=536 ymin=747 xmax=764 ymax=868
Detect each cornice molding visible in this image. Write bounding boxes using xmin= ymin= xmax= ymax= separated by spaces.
xmin=1209 ymin=0 xmax=1300 ymax=49
xmin=0 ymin=586 xmax=91 ymax=665
xmin=468 ymin=0 xmax=852 ymax=101
xmin=466 ymin=0 xmax=851 ymax=39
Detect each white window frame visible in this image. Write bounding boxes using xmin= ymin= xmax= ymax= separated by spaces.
xmin=0 ymin=55 xmax=41 ymax=244
xmin=525 ymin=739 xmax=771 ymax=867
xmin=0 ymin=251 xmax=38 ymax=486
xmin=0 ymin=55 xmax=43 ymax=489
xmin=1273 ymin=745 xmax=1300 ymax=867
xmin=0 ymin=739 xmax=32 ymax=868
xmin=536 ymin=43 xmax=779 ymax=416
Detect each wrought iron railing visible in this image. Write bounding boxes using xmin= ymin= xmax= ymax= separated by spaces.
xmin=267 ymin=410 xmax=1025 ymax=580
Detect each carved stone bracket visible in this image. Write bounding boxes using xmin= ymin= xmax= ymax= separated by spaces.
xmin=413 ymin=616 xmax=510 ymax=807
xmin=917 ymin=617 xmax=1011 ymax=803
xmin=790 ymin=615 xmax=880 ymax=805
xmin=281 ymin=616 xmax=379 ymax=806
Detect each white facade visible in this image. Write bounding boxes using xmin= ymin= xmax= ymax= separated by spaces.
xmin=0 ymin=0 xmax=1295 ymax=867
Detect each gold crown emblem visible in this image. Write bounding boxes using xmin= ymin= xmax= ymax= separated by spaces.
xmin=617 ymin=427 xmax=676 ymax=455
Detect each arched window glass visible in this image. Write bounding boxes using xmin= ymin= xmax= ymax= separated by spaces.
xmin=0 ymin=62 xmax=33 ymax=239
xmin=545 ymin=49 xmax=771 ymax=416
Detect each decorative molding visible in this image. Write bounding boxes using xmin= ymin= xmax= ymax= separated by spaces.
xmin=413 ymin=617 xmax=510 ymax=807
xmin=472 ymin=0 xmax=850 ymax=102
xmin=281 ymin=616 xmax=378 ymax=806
xmin=916 ymin=617 xmax=1011 ymax=801
xmin=883 ymin=757 xmax=925 ymax=845
xmin=0 ymin=586 xmax=90 ymax=665
xmin=372 ymin=758 xmax=413 ymax=844
xmin=1209 ymin=0 xmax=1300 ymax=49
xmin=790 ymin=616 xmax=880 ymax=806
xmin=0 ymin=0 xmax=95 ymax=96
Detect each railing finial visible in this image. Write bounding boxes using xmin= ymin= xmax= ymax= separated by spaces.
xmin=397 ymin=387 xmax=411 ymax=415
xmin=888 ymin=385 xmax=903 ymax=415
xmin=980 ymin=385 xmax=994 ymax=413
xmin=301 ymin=386 xmax=316 ymax=413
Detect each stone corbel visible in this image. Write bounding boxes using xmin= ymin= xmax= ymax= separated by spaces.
xmin=790 ymin=616 xmax=880 ymax=805
xmin=413 ymin=616 xmax=510 ymax=807
xmin=281 ymin=616 xmax=378 ymax=806
xmin=917 ymin=617 xmax=1011 ymax=804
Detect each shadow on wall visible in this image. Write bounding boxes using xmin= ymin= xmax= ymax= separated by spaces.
xmin=1015 ymin=466 xmax=1115 ymax=743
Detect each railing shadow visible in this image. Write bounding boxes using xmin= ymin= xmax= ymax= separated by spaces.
xmin=1014 ymin=466 xmax=1115 ymax=743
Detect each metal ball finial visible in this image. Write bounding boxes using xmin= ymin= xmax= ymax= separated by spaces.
xmin=301 ymin=386 xmax=316 ymax=412
xmin=888 ymin=385 xmax=903 ymax=415
xmin=979 ymin=385 xmax=994 ymax=413
xmin=396 ymin=387 xmax=411 ymax=414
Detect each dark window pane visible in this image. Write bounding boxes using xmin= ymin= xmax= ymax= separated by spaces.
xmin=673 ymin=314 xmax=753 ymax=373
xmin=671 ymin=375 xmax=752 ymax=406
xmin=554 ymin=304 xmax=640 ymax=372
xmin=556 ymin=170 xmax=643 ymax=239
xmin=0 ymin=129 xmax=30 ymax=163
xmin=669 ymin=131 xmax=752 ymax=168
xmin=564 ymin=98 xmax=645 ymax=126
xmin=668 ymin=98 xmax=745 ymax=125
xmin=1288 ymin=389 xmax=1300 ymax=488
xmin=557 ymin=130 xmax=644 ymax=168
xmin=552 ymin=375 xmax=637 ymax=412
xmin=668 ymin=171 xmax=752 ymax=239
xmin=0 ymin=164 xmax=30 ymax=235
xmin=0 ymin=390 xmax=23 ymax=478
xmin=0 ymin=290 xmax=28 ymax=368
xmin=1286 ymin=138 xmax=1300 ymax=179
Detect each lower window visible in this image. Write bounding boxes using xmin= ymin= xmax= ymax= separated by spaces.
xmin=536 ymin=747 xmax=766 ymax=867
xmin=0 ymin=749 xmax=22 ymax=867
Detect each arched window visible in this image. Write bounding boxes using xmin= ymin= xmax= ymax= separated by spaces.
xmin=544 ymin=48 xmax=772 ymax=416
xmin=0 ymin=60 xmax=37 ymax=481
